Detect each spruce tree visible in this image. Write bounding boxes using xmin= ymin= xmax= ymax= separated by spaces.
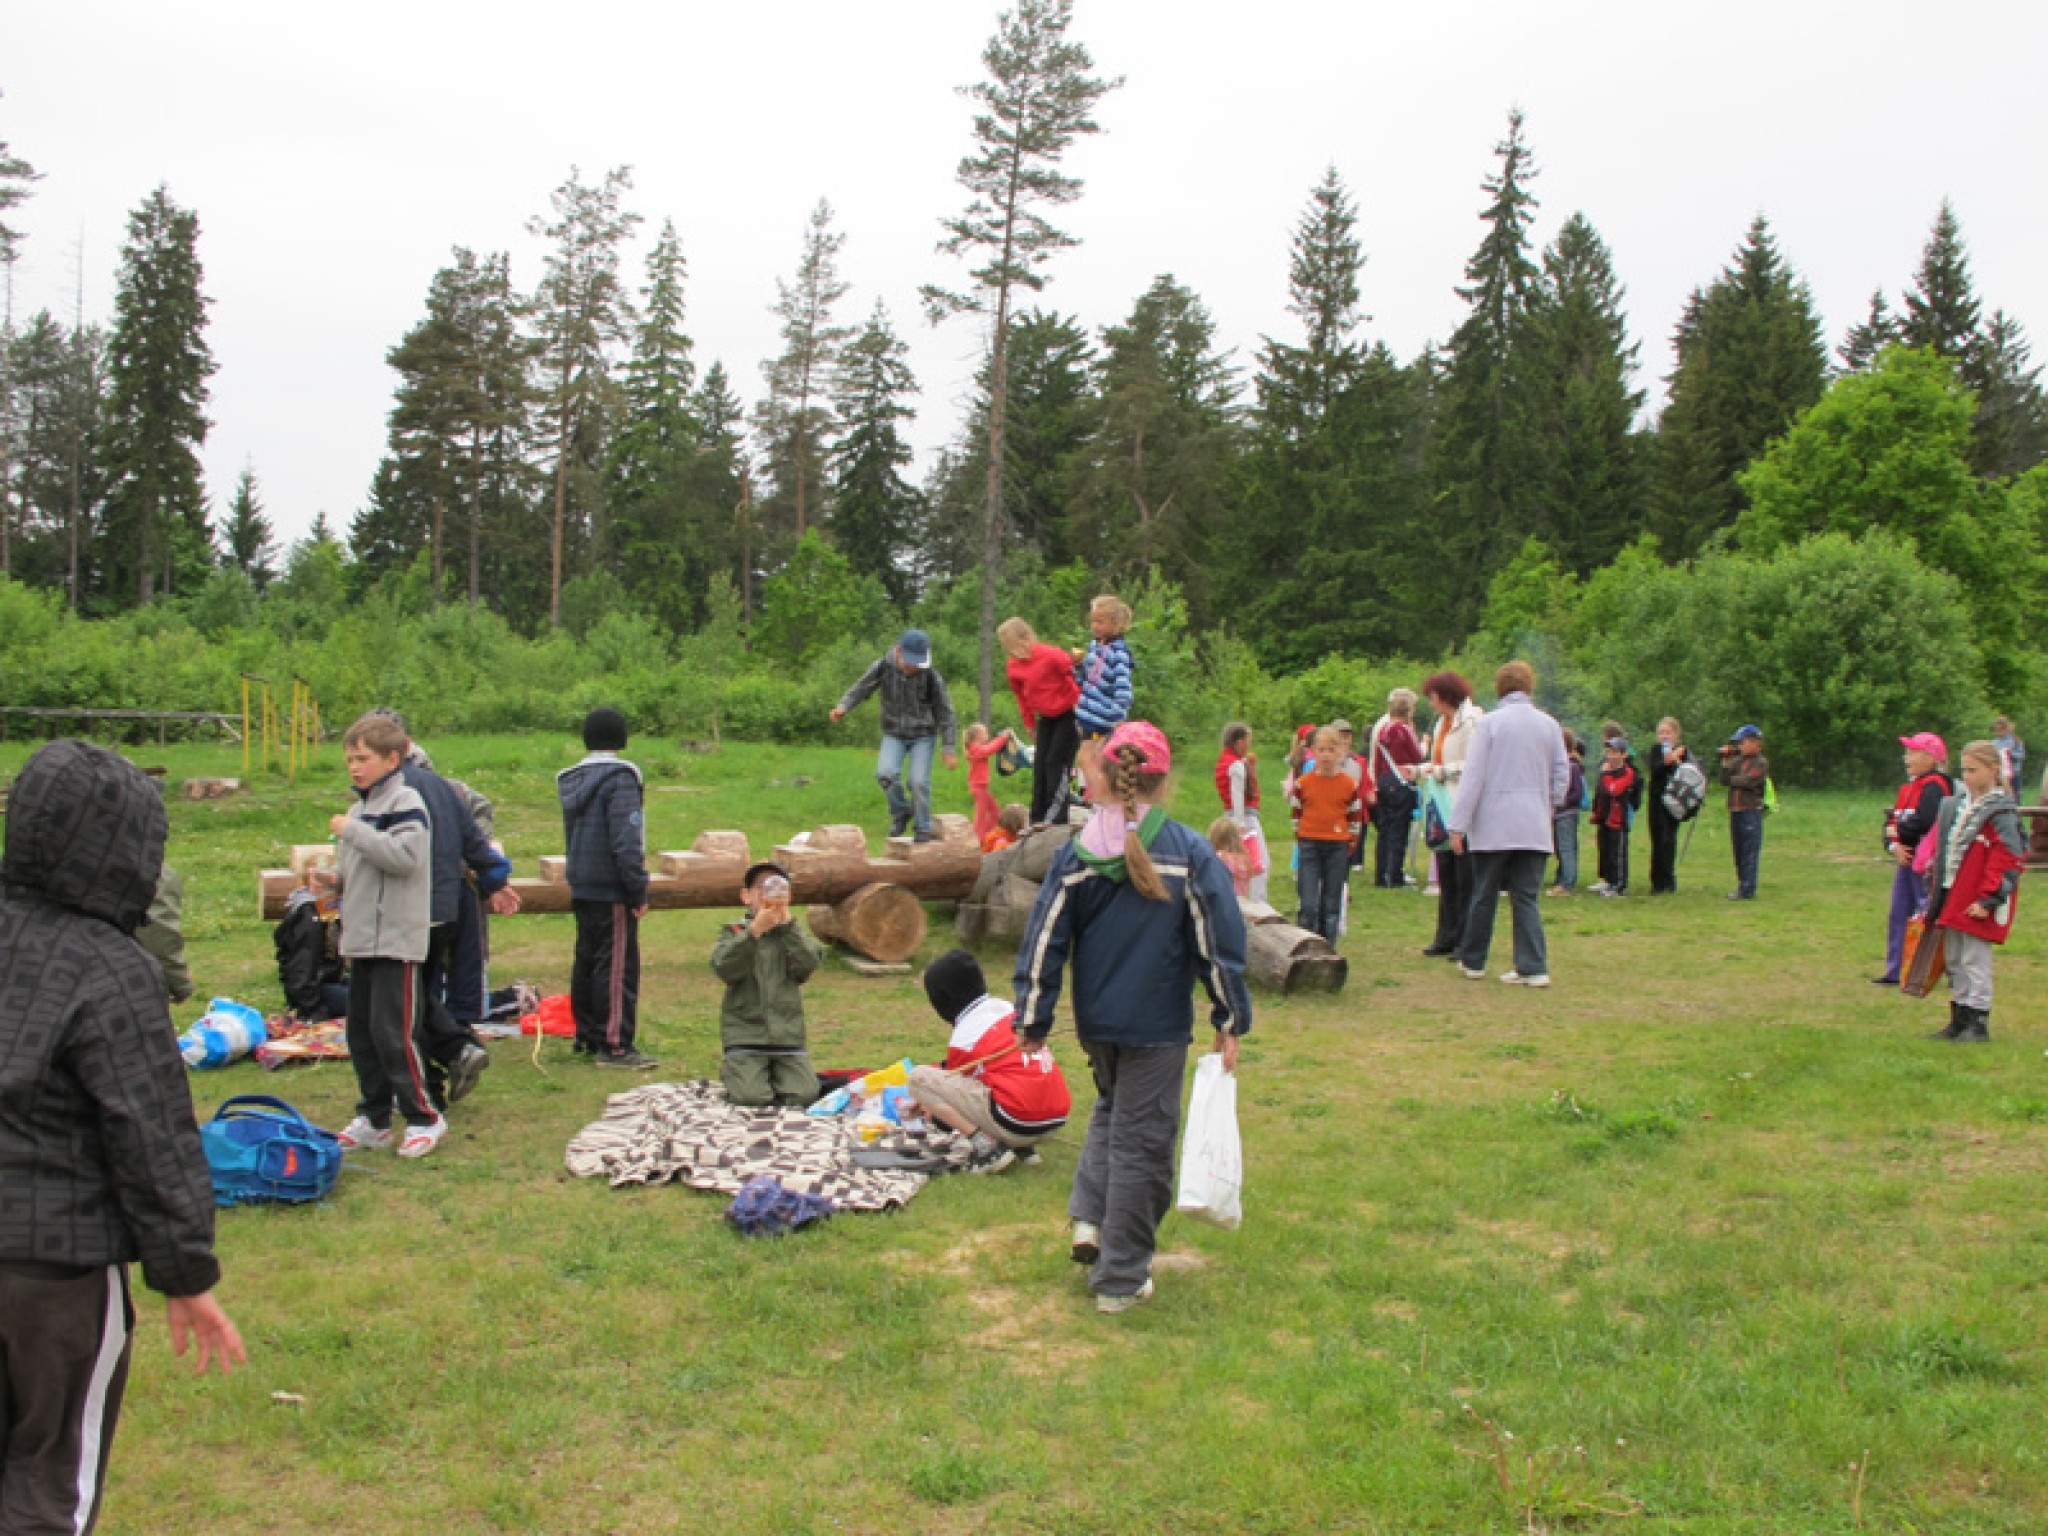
xmin=1256 ymin=166 xmax=1366 ymax=438
xmin=1653 ymin=215 xmax=1827 ymax=558
xmin=1971 ymin=311 xmax=2048 ymax=480
xmin=1531 ymin=212 xmax=1645 ymax=572
xmin=828 ymin=302 xmax=923 ymax=609
xmin=758 ymin=200 xmax=853 ymax=544
xmin=1901 ymin=200 xmax=1981 ymax=362
xmin=221 ymin=464 xmax=276 ymax=588
xmin=689 ymin=361 xmax=754 ymax=620
xmin=1431 ymin=108 xmax=1553 ymax=632
xmin=527 ymin=165 xmax=641 ymax=627
xmin=99 ymin=185 xmax=216 ymax=607
xmin=0 ymin=101 xmax=38 ymax=264
xmin=925 ymin=0 xmax=1120 ymax=714
xmin=1839 ymin=290 xmax=1901 ymax=373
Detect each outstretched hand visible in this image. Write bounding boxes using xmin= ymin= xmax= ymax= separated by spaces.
xmin=168 ymin=1292 xmax=246 ymax=1376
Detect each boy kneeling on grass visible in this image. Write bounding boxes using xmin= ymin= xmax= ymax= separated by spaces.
xmin=906 ymin=949 xmax=1071 ymax=1174
xmin=712 ymin=861 xmax=823 ymax=1106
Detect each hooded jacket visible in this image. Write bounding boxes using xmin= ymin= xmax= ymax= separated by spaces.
xmin=0 ymin=740 xmax=221 ymax=1297
xmin=336 ymin=765 xmax=431 ymax=961
xmin=558 ymin=754 xmax=648 ymax=907
xmin=1928 ymin=790 xmax=2025 ymax=944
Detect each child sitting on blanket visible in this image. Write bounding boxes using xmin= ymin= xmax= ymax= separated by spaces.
xmin=905 ymin=949 xmax=1071 ymax=1174
xmin=711 ymin=861 xmax=823 ymax=1107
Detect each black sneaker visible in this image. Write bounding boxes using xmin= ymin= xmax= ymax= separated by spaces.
xmin=446 ymin=1043 xmax=490 ymax=1103
xmin=596 ymin=1047 xmax=660 ymax=1071
xmin=889 ymin=816 xmax=911 ymax=838
xmin=966 ymin=1132 xmax=1017 ymax=1174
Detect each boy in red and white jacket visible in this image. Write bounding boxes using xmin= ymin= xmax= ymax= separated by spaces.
xmin=906 ymin=949 xmax=1071 ymax=1173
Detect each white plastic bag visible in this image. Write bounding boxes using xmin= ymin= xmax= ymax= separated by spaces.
xmin=1175 ymin=1053 xmax=1243 ymax=1229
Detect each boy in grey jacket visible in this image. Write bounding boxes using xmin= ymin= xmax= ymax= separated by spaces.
xmin=830 ymin=628 xmax=959 ymax=841
xmin=323 ymin=713 xmax=445 ymax=1157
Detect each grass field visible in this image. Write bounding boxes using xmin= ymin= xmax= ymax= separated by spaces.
xmin=6 ymin=732 xmax=2047 ymax=1535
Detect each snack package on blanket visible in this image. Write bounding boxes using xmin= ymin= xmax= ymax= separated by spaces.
xmin=806 ymin=1058 xmax=917 ymax=1117
xmin=178 ymin=998 xmax=269 ymax=1069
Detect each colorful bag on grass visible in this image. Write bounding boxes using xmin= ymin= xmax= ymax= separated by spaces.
xmin=201 ymin=1095 xmax=343 ymax=1207
xmin=1901 ymin=916 xmax=1946 ymax=998
xmin=519 ymin=994 xmax=576 ymax=1037
xmin=178 ymin=998 xmax=269 ymax=1069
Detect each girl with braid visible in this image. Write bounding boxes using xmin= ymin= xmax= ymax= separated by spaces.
xmin=1013 ymin=721 xmax=1254 ymax=1314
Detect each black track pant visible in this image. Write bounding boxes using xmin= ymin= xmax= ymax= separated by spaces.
xmin=1032 ymin=711 xmax=1080 ymax=824
xmin=571 ymin=900 xmax=640 ymax=1054
xmin=0 ymin=1262 xmax=132 ymax=1536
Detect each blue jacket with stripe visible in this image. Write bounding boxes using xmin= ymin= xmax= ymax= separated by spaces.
xmin=1073 ymin=636 xmax=1135 ymax=736
xmin=1012 ymin=818 xmax=1253 ymax=1048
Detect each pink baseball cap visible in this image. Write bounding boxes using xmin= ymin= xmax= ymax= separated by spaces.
xmin=1104 ymin=720 xmax=1172 ymax=773
xmin=1900 ymin=732 xmax=1948 ymax=760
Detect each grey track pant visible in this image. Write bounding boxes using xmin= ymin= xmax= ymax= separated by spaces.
xmin=1069 ymin=1040 xmax=1189 ymax=1299
xmin=1943 ymin=927 xmax=1995 ymax=1009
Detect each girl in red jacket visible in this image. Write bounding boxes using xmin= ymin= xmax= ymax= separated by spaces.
xmin=906 ymin=949 xmax=1071 ymax=1172
xmin=1925 ymin=740 xmax=2026 ymax=1042
xmin=997 ymin=616 xmax=1083 ymax=826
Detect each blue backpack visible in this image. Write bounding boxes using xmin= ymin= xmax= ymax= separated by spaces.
xmin=200 ymin=1095 xmax=344 ymax=1207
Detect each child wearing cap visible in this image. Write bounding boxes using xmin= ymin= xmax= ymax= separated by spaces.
xmin=1717 ymin=725 xmax=1770 ymax=899
xmin=559 ymin=708 xmax=655 ymax=1068
xmin=1013 ymin=720 xmax=1253 ymax=1315
xmin=1924 ymin=741 xmax=2026 ymax=1042
xmin=906 ymin=949 xmax=1072 ymax=1173
xmin=1590 ymin=737 xmax=1636 ymax=897
xmin=1877 ymin=733 xmax=1953 ymax=985
xmin=831 ymin=629 xmax=959 ymax=842
xmin=711 ymin=861 xmax=823 ymax=1106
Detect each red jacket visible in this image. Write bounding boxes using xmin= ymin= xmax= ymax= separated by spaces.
xmin=1933 ymin=801 xmax=2025 ymax=945
xmin=1592 ymin=762 xmax=1636 ymax=831
xmin=1005 ymin=644 xmax=1081 ymax=732
xmin=1216 ymin=747 xmax=1260 ymax=812
xmin=943 ymin=997 xmax=1071 ymax=1135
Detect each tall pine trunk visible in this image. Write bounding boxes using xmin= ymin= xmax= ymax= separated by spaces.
xmin=550 ymin=389 xmax=571 ymax=628
xmin=978 ymin=294 xmax=1011 ymax=721
xmin=467 ymin=426 xmax=483 ymax=606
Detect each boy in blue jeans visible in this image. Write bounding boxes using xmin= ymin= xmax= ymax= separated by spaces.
xmin=560 ymin=707 xmax=656 ymax=1068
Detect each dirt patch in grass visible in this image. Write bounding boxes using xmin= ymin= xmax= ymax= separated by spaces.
xmin=1373 ymin=1298 xmax=1420 ymax=1322
xmin=1464 ymin=1216 xmax=1605 ymax=1262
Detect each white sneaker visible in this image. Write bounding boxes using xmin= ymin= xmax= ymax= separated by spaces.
xmin=1502 ymin=972 xmax=1551 ymax=988
xmin=1588 ymin=880 xmax=1611 ymax=895
xmin=1096 ymin=1277 xmax=1155 ymax=1315
xmin=397 ymin=1115 xmax=448 ymax=1159
xmin=336 ymin=1116 xmax=393 ymax=1151
xmin=1070 ymin=1221 xmax=1101 ymax=1265
xmin=1459 ymin=965 xmax=1487 ymax=980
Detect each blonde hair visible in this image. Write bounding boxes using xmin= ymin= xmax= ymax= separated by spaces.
xmin=1961 ymin=740 xmax=2003 ymax=773
xmin=1658 ymin=716 xmax=1683 ymax=742
xmin=344 ymin=714 xmax=408 ymax=757
xmin=996 ymin=617 xmax=1037 ymax=657
xmin=1104 ymin=742 xmax=1169 ymax=900
xmin=1388 ymin=687 xmax=1417 ymax=721
xmin=1312 ymin=725 xmax=1341 ymax=750
xmin=1207 ymin=816 xmax=1246 ymax=856
xmin=1089 ymin=594 xmax=1132 ymax=635
xmin=966 ymin=721 xmax=990 ymax=744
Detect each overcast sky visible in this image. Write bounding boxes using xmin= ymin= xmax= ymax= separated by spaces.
xmin=7 ymin=1 xmax=2043 ymax=546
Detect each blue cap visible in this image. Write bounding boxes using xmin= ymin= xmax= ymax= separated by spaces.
xmin=898 ymin=629 xmax=932 ymax=669
xmin=1733 ymin=724 xmax=1762 ymax=741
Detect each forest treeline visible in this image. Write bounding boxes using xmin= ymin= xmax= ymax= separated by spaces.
xmin=1 ymin=3 xmax=2045 ymax=783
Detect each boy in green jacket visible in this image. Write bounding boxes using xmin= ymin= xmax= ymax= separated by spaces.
xmin=711 ymin=861 xmax=823 ymax=1107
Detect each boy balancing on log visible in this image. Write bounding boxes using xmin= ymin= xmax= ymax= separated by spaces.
xmin=712 ymin=861 xmax=823 ymax=1107
xmin=906 ymin=950 xmax=1072 ymax=1174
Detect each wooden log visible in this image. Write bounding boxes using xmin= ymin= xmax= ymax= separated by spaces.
xmin=1238 ymin=899 xmax=1290 ymax=927
xmin=183 ymin=776 xmax=243 ymax=800
xmin=1010 ymin=823 xmax=1077 ymax=884
xmin=807 ymin=882 xmax=928 ymax=964
xmin=1246 ymin=920 xmax=1348 ymax=994
xmin=536 ymin=856 xmax=568 ymax=885
xmin=955 ymin=903 xmax=990 ymax=946
xmin=2021 ymin=804 xmax=2048 ymax=868
xmin=993 ymin=873 xmax=1043 ymax=912
xmin=691 ymin=829 xmax=752 ymax=863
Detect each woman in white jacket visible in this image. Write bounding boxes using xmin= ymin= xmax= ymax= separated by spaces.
xmin=1418 ymin=671 xmax=1484 ymax=958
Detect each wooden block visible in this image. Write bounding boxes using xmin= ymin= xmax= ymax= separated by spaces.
xmin=931 ymin=812 xmax=977 ymax=849
xmin=1238 ymin=900 xmax=1290 ymax=926
xmin=845 ymin=958 xmax=913 ymax=978
xmin=808 ymin=824 xmax=871 ymax=856
xmin=537 ymin=856 xmax=568 ymax=885
xmin=692 ymin=830 xmax=751 ymax=862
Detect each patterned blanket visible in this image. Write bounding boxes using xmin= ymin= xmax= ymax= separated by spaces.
xmin=563 ymin=1080 xmax=976 ymax=1212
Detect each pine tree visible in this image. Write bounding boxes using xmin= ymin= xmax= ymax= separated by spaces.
xmin=1256 ymin=166 xmax=1366 ymax=438
xmin=1067 ymin=274 xmax=1237 ymax=590
xmin=1971 ymin=310 xmax=2048 ymax=480
xmin=757 ymin=200 xmax=853 ymax=545
xmin=98 ymin=185 xmax=216 ymax=607
xmin=1531 ymin=212 xmax=1645 ymax=572
xmin=1901 ymin=200 xmax=1981 ymax=362
xmin=0 ymin=104 xmax=40 ymax=577
xmin=1653 ymin=215 xmax=1827 ymax=558
xmin=1431 ymin=108 xmax=1553 ymax=632
xmin=924 ymin=0 xmax=1120 ymax=714
xmin=1839 ymin=290 xmax=1901 ymax=373
xmin=689 ymin=361 xmax=755 ymax=622
xmin=828 ymin=302 xmax=922 ymax=609
xmin=0 ymin=102 xmax=38 ymax=264
xmin=527 ymin=165 xmax=641 ymax=627
xmin=221 ymin=464 xmax=275 ymax=588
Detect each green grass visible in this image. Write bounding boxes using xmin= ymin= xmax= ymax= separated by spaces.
xmin=7 ymin=733 xmax=2048 ymax=1534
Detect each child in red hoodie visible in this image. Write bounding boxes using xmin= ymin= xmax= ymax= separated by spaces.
xmin=1591 ymin=737 xmax=1636 ymax=897
xmin=962 ymin=722 xmax=1015 ymax=842
xmin=906 ymin=949 xmax=1071 ymax=1173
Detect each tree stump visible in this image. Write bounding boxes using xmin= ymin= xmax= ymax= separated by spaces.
xmin=807 ymin=882 xmax=928 ymax=964
xmin=1245 ymin=920 xmax=1349 ymax=994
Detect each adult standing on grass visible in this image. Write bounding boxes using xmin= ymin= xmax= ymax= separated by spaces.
xmin=0 ymin=741 xmax=245 ymax=1535
xmin=1367 ymin=689 xmax=1424 ymax=889
xmin=1718 ymin=725 xmax=1770 ymax=900
xmin=1645 ymin=717 xmax=1694 ymax=895
xmin=997 ymin=617 xmax=1082 ymax=827
xmin=1014 ymin=721 xmax=1253 ymax=1315
xmin=831 ymin=629 xmax=959 ymax=843
xmin=1876 ymin=733 xmax=1953 ymax=986
xmin=1448 ymin=661 xmax=1569 ymax=987
xmin=1418 ymin=672 xmax=1483 ymax=959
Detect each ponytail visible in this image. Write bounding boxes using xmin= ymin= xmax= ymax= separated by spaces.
xmin=1106 ymin=743 xmax=1170 ymax=901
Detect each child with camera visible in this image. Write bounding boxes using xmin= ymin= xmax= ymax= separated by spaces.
xmin=711 ymin=861 xmax=824 ymax=1107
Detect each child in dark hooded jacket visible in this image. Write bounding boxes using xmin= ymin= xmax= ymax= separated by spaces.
xmin=559 ymin=708 xmax=655 ymax=1068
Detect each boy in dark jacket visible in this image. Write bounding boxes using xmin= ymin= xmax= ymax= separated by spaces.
xmin=1718 ymin=724 xmax=1770 ymax=899
xmin=830 ymin=628 xmax=960 ymax=842
xmin=559 ymin=707 xmax=655 ymax=1069
xmin=0 ymin=741 xmax=245 ymax=1533
xmin=1591 ymin=738 xmax=1636 ymax=897
xmin=711 ymin=861 xmax=822 ymax=1106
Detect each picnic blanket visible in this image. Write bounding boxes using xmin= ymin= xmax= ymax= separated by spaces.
xmin=563 ymin=1080 xmax=977 ymax=1212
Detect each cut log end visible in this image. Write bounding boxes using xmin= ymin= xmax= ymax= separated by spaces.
xmin=806 ymin=882 xmax=928 ymax=965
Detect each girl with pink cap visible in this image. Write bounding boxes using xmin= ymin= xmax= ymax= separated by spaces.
xmin=1876 ymin=733 xmax=1953 ymax=986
